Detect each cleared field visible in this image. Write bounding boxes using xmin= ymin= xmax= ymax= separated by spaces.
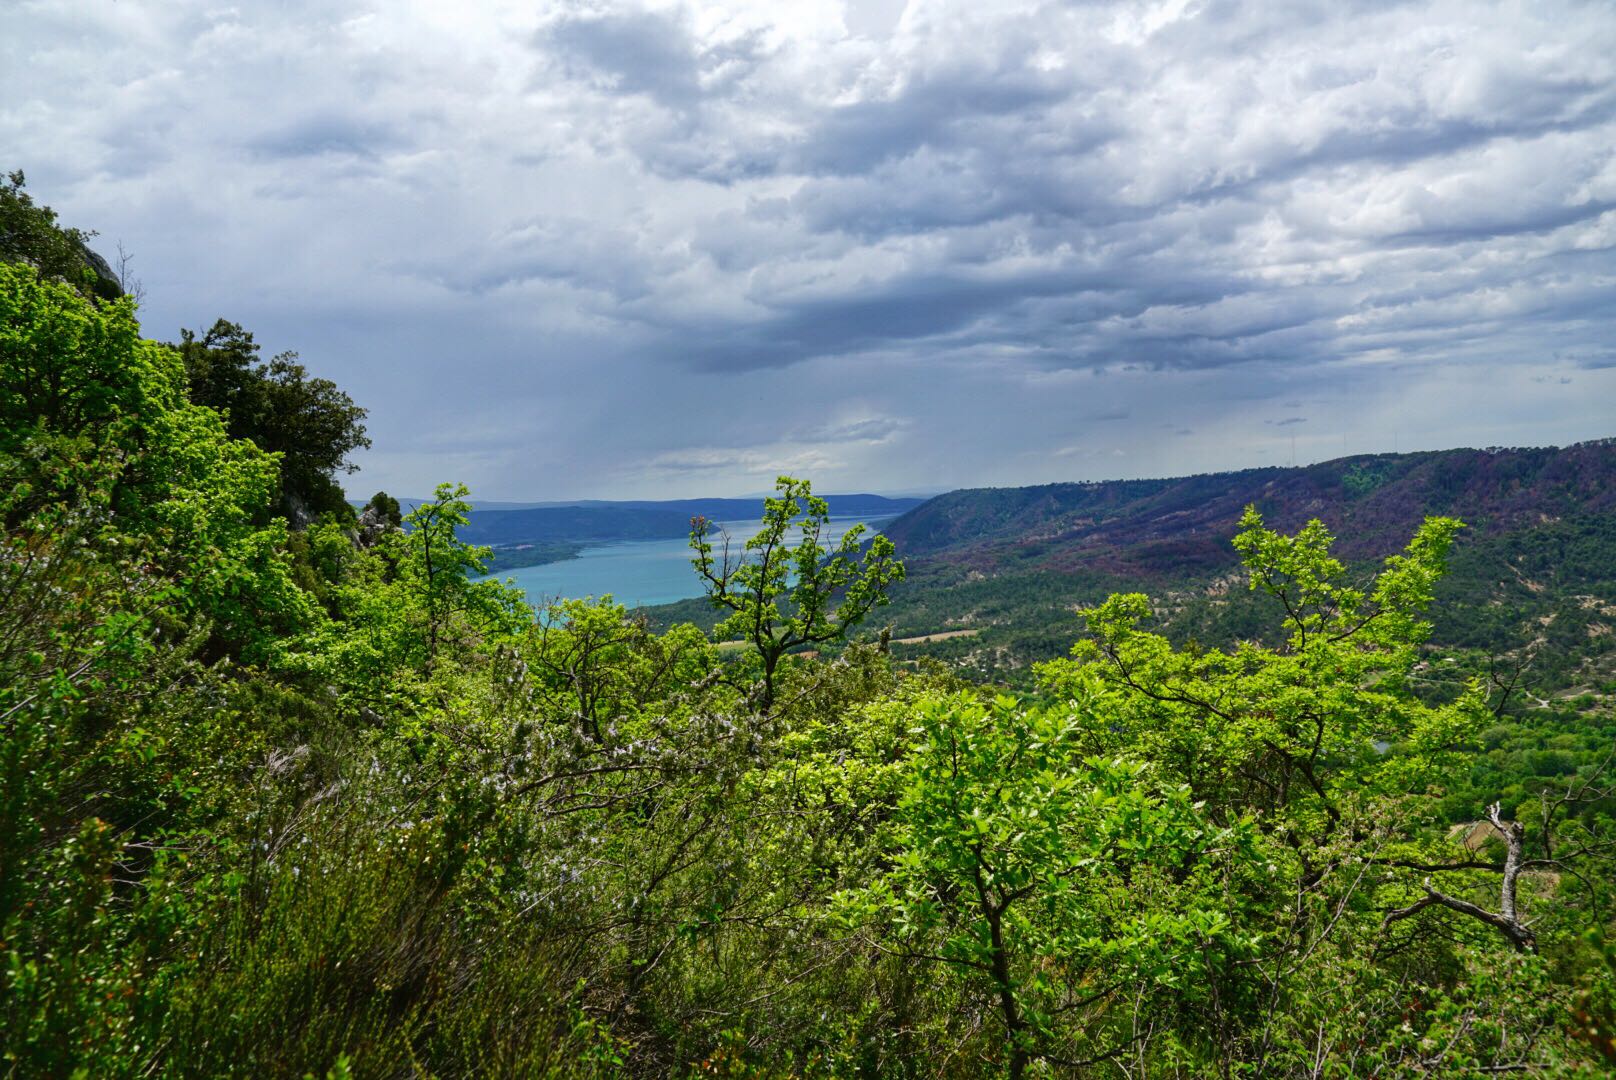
xmin=890 ymin=629 xmax=981 ymax=645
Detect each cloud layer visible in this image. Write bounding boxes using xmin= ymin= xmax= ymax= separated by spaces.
xmin=6 ymin=0 xmax=1614 ymax=498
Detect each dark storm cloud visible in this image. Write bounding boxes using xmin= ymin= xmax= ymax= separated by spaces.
xmin=7 ymin=0 xmax=1615 ymax=499
xmin=511 ymin=0 xmax=1616 ymax=383
xmin=247 ymin=115 xmax=409 ymax=161
xmin=541 ymin=9 xmax=708 ymax=108
xmin=1568 ymin=348 xmax=1616 ymax=370
xmin=786 ymin=66 xmax=1080 ymax=178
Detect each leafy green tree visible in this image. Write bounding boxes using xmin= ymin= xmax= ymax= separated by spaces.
xmin=690 ymin=475 xmax=905 ymax=708
xmin=1038 ymin=507 xmax=1480 ymax=849
xmin=400 ymin=484 xmax=522 ymax=668
xmin=306 ymin=483 xmax=527 ymax=691
xmin=177 ymin=319 xmax=369 ymax=521
xmin=362 ymin=490 xmax=402 ymax=527
xmin=0 ymin=262 xmax=161 ymax=457
xmin=847 ymin=692 xmax=1260 ymax=1077
xmin=525 ymin=596 xmax=714 ymax=743
xmin=1033 ymin=507 xmax=1616 ymax=1071
xmin=1 ymin=262 xmax=312 ymax=659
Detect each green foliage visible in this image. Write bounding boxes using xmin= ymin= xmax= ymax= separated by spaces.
xmin=691 ymin=475 xmax=905 ymax=707
xmin=1037 ymin=508 xmax=1485 ymax=833
xmin=526 ymin=596 xmax=714 ymax=740
xmin=5 ymin=432 xmax=1611 ymax=1075
xmin=293 ymin=482 xmax=528 ymax=697
xmin=398 ymin=484 xmax=523 ymax=664
xmin=1341 ymin=461 xmax=1391 ymax=496
xmin=0 ymin=455 xmax=249 ymax=1077
xmin=1 ymin=262 xmax=313 ymax=659
xmin=0 ymin=261 xmax=164 ymax=456
xmin=360 ymin=490 xmax=401 ymax=528
xmin=0 ymin=170 xmax=122 ymax=302
xmin=1020 ymin=508 xmax=1615 ymax=1072
xmin=850 ymin=692 xmax=1260 ymax=1076
xmin=178 ymin=319 xmax=370 ymax=521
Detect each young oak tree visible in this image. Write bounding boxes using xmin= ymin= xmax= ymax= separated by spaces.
xmin=1033 ymin=507 xmax=1616 ymax=1072
xmin=689 ymin=475 xmax=904 ymax=709
xmin=308 ymin=482 xmax=529 ymax=691
xmin=845 ymin=692 xmax=1261 ymax=1079
xmin=176 ymin=319 xmax=370 ymax=523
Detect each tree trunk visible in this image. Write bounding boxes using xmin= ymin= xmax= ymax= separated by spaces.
xmin=973 ymin=861 xmax=1028 ymax=1080
xmin=1383 ymin=803 xmax=1536 ymax=952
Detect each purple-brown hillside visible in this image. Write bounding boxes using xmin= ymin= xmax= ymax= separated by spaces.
xmin=880 ymin=440 xmax=1616 ymax=578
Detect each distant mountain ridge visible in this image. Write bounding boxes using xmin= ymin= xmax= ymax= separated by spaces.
xmin=883 ymin=440 xmax=1616 ymax=577
xmin=456 ymin=493 xmax=924 ymax=548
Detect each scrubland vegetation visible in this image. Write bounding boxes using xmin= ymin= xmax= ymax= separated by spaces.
xmin=4 ymin=177 xmax=1616 ymax=1077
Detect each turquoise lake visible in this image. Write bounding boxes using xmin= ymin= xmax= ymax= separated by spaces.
xmin=487 ymin=517 xmax=889 ymax=610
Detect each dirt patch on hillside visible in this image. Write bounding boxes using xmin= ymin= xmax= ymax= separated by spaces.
xmin=891 ymin=629 xmax=982 ymax=645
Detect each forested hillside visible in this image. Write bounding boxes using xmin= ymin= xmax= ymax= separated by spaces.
xmin=882 ymin=444 xmax=1616 ymax=572
xmin=844 ymin=447 xmax=1616 ymax=691
xmin=5 ymin=177 xmax=1616 ymax=1078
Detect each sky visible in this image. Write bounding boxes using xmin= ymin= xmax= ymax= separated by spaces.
xmin=6 ymin=0 xmax=1616 ymax=501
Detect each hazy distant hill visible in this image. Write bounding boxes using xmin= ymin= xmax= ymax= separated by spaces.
xmin=882 ymin=440 xmax=1616 ymax=577
xmin=457 ymin=493 xmax=924 ymax=547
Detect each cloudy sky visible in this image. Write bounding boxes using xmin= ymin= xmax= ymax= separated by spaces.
xmin=6 ymin=0 xmax=1615 ymax=500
